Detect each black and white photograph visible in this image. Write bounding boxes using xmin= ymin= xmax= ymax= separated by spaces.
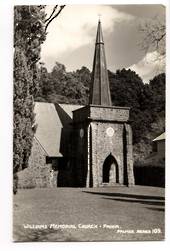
xmin=12 ymin=2 xmax=166 ymax=242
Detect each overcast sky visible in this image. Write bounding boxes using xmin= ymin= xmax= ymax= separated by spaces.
xmin=41 ymin=4 xmax=165 ymax=83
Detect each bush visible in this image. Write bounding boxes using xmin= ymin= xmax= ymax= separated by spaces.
xmin=134 ymin=164 xmax=165 ymax=187
xmin=13 ymin=173 xmax=18 ymax=194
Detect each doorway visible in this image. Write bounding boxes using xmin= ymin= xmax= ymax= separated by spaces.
xmin=102 ymin=154 xmax=119 ymax=184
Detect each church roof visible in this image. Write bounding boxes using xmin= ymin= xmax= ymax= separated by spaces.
xmin=153 ymin=132 xmax=165 ymax=142
xmin=89 ymin=20 xmax=112 ymax=106
xmin=34 ymin=102 xmax=83 ymax=157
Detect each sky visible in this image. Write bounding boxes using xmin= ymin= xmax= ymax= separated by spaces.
xmin=41 ymin=4 xmax=165 ymax=83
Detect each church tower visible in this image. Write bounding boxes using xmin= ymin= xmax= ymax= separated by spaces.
xmin=72 ymin=20 xmax=135 ymax=187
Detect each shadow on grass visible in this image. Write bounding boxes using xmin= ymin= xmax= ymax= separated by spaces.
xmin=13 ymin=226 xmax=77 ymax=242
xmin=82 ymin=191 xmax=165 ymax=207
xmin=82 ymin=191 xmax=165 ymax=201
xmin=102 ymin=197 xmax=165 ymax=206
xmin=145 ymin=207 xmax=165 ymax=212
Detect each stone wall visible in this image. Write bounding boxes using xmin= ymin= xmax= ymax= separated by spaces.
xmin=73 ymin=105 xmax=134 ymax=188
xmin=90 ymin=106 xmax=129 ymax=121
xmin=17 ymin=137 xmax=57 ymax=188
xmin=73 ymin=105 xmax=130 ymax=123
xmin=124 ymin=124 xmax=135 ymax=186
xmin=90 ymin=122 xmax=125 ymax=187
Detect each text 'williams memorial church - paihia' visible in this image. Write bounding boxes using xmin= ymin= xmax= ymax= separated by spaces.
xmin=18 ymin=20 xmax=135 ymax=188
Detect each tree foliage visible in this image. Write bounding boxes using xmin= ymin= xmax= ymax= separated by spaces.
xmin=139 ymin=15 xmax=165 ymax=68
xmin=140 ymin=17 xmax=165 ymax=56
xmin=14 ymin=5 xmax=66 ymax=178
xmin=14 ymin=6 xmax=47 ymax=174
xmin=36 ymin=63 xmax=90 ymax=105
xmin=109 ymin=69 xmax=165 ymax=147
xmin=109 ymin=69 xmax=149 ymax=144
xmin=149 ymin=73 xmax=165 ymax=115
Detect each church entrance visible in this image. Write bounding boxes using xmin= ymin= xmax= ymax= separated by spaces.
xmin=102 ymin=154 xmax=119 ymax=185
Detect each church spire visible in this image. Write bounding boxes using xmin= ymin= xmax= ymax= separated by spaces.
xmin=89 ymin=20 xmax=112 ymax=106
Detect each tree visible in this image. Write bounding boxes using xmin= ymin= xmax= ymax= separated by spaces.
xmin=36 ymin=63 xmax=91 ymax=105
xmin=14 ymin=48 xmax=33 ymax=173
xmin=14 ymin=6 xmax=46 ymax=175
xmin=135 ymin=73 xmax=165 ymax=163
xmin=108 ymin=68 xmax=165 ymax=150
xmin=44 ymin=5 xmax=65 ymax=32
xmin=62 ymin=72 xmax=89 ymax=104
xmin=109 ymin=68 xmax=150 ymax=144
xmin=149 ymin=73 xmax=165 ymax=115
xmin=13 ymin=5 xmax=65 ymax=193
xmin=139 ymin=15 xmax=165 ymax=66
xmin=75 ymin=66 xmax=91 ymax=88
xmin=37 ymin=64 xmax=54 ymax=98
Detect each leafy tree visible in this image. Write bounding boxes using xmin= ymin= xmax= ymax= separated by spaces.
xmin=38 ymin=64 xmax=55 ymax=97
xmin=14 ymin=6 xmax=47 ymax=195
xmin=109 ymin=68 xmax=165 ymax=150
xmin=109 ymin=68 xmax=149 ymax=144
xmin=14 ymin=5 xmax=66 ymax=193
xmin=149 ymin=73 xmax=165 ymax=115
xmin=51 ymin=62 xmax=67 ymax=96
xmin=14 ymin=48 xmax=33 ymax=173
xmin=75 ymin=66 xmax=91 ymax=88
xmin=36 ymin=63 xmax=91 ymax=105
xmin=14 ymin=6 xmax=46 ymax=174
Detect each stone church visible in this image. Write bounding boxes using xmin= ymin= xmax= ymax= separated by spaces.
xmin=17 ymin=21 xmax=135 ymax=188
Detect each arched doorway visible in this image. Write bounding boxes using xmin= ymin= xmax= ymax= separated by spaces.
xmin=102 ymin=154 xmax=119 ymax=184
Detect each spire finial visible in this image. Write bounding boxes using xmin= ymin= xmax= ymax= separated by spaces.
xmin=96 ymin=17 xmax=104 ymax=44
xmin=98 ymin=13 xmax=102 ymax=22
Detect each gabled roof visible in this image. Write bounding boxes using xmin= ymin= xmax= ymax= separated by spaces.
xmin=153 ymin=132 xmax=165 ymax=142
xmin=34 ymin=102 xmax=83 ymax=157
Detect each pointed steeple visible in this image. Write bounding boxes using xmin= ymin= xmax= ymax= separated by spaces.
xmin=89 ymin=20 xmax=112 ymax=106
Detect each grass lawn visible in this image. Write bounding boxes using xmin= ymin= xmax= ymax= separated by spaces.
xmin=13 ymin=185 xmax=165 ymax=242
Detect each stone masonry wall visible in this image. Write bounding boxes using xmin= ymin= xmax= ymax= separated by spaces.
xmin=91 ymin=122 xmax=125 ymax=187
xmin=17 ymin=138 xmax=57 ymax=188
xmin=73 ymin=105 xmax=130 ymax=123
xmin=125 ymin=124 xmax=135 ymax=186
xmin=90 ymin=106 xmax=129 ymax=121
xmin=73 ymin=105 xmax=134 ymax=188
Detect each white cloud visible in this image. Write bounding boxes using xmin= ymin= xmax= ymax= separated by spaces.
xmin=128 ymin=51 xmax=165 ymax=83
xmin=41 ymin=5 xmax=134 ymax=70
